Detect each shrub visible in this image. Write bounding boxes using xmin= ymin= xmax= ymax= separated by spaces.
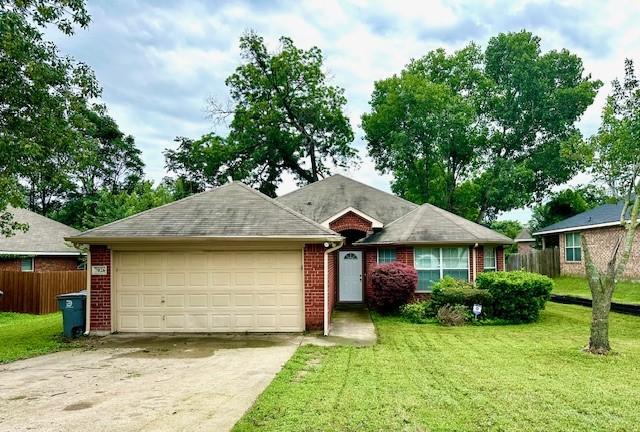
xmin=369 ymin=262 xmax=418 ymax=313
xmin=476 ymin=271 xmax=553 ymax=323
xmin=436 ymin=304 xmax=471 ymax=326
xmin=432 ymin=276 xmax=494 ymax=318
xmin=400 ymin=300 xmax=436 ymax=323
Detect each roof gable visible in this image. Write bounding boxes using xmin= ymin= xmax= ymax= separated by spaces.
xmin=276 ymin=174 xmax=417 ymax=224
xmin=1 ymin=207 xmax=80 ymax=254
xmin=534 ymin=202 xmax=628 ymax=235
xmin=69 ymin=182 xmax=339 ymax=241
xmin=356 ymin=203 xmax=512 ymax=245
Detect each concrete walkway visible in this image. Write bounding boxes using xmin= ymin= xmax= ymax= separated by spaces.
xmin=304 ymin=309 xmax=377 ymax=347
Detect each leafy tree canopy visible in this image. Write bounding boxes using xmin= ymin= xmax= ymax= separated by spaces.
xmin=166 ymin=31 xmax=357 ymax=197
xmin=362 ymin=31 xmax=601 ymax=222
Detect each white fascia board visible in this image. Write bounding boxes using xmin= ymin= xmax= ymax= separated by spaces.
xmin=320 ymin=207 xmax=383 ymax=228
xmin=533 ymin=221 xmax=623 ymax=236
xmin=0 ymin=251 xmax=82 ymax=256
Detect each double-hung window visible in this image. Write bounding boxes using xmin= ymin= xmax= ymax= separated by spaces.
xmin=377 ymin=248 xmax=396 ymax=264
xmin=565 ymin=232 xmax=582 ymax=262
xmin=484 ymin=247 xmax=497 ymax=272
xmin=414 ymin=247 xmax=469 ymax=292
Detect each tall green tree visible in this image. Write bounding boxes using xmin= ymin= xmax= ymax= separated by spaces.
xmin=529 ymin=186 xmax=611 ymax=233
xmin=167 ymin=31 xmax=357 ymax=197
xmin=0 ymin=0 xmax=99 ymax=226
xmin=489 ymin=219 xmax=523 ymax=253
xmin=362 ymin=31 xmax=601 ymax=222
xmin=583 ymin=59 xmax=640 ymax=354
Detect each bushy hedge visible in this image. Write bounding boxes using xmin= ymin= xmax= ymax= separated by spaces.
xmin=436 ymin=304 xmax=471 ymax=326
xmin=400 ymin=300 xmax=436 ymax=323
xmin=476 ymin=271 xmax=553 ymax=323
xmin=369 ymin=262 xmax=418 ymax=313
xmin=432 ymin=277 xmax=494 ymax=318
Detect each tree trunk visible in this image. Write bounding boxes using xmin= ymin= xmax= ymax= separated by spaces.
xmin=587 ymin=277 xmax=614 ymax=354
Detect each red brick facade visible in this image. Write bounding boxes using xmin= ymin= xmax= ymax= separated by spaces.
xmin=89 ymin=245 xmax=111 ymax=332
xmin=517 ymin=241 xmax=536 ymax=254
xmin=329 ymin=211 xmax=373 ymax=233
xmin=303 ymin=244 xmax=325 ymax=331
xmin=559 ymin=226 xmax=640 ymax=279
xmin=496 ymin=246 xmax=504 ymax=271
xmin=0 ymin=256 xmax=79 ymax=272
xmin=328 ymin=250 xmax=337 ymax=317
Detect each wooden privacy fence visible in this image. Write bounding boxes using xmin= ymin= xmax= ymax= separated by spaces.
xmin=506 ymin=247 xmax=560 ymax=277
xmin=0 ymin=271 xmax=86 ymax=314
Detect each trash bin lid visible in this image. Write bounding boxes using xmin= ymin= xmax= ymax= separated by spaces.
xmin=57 ymin=291 xmax=87 ymax=299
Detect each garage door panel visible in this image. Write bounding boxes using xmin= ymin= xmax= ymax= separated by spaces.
xmin=115 ymin=250 xmax=303 ymax=332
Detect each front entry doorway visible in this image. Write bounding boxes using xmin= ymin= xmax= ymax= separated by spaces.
xmin=338 ymin=251 xmax=363 ymax=302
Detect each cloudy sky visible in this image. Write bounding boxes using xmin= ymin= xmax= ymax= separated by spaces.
xmin=49 ymin=0 xmax=640 ymax=222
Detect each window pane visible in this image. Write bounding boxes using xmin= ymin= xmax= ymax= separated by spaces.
xmin=415 ymin=248 xmax=439 ymax=269
xmin=565 ymin=233 xmax=573 ymax=247
xmin=417 ymin=270 xmax=440 ymax=292
xmin=573 ymin=233 xmax=581 ymax=247
xmin=574 ymin=248 xmax=581 ymax=262
xmin=443 ymin=269 xmax=468 ymax=281
xmin=484 ymin=247 xmax=496 ymax=269
xmin=565 ymin=248 xmax=574 ymax=262
xmin=21 ymin=258 xmax=33 ymax=272
xmin=442 ymin=247 xmax=468 ymax=269
xmin=378 ymin=248 xmax=396 ymax=263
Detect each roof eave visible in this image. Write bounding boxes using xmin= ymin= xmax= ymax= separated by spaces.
xmin=355 ymin=239 xmax=514 ymax=246
xmin=533 ymin=220 xmax=625 ymax=236
xmin=0 ymin=250 xmax=82 ymax=256
xmin=66 ymin=234 xmax=344 ymax=245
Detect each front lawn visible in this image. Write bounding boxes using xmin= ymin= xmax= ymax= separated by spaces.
xmin=0 ymin=312 xmax=75 ymax=363
xmin=553 ymin=276 xmax=640 ymax=304
xmin=234 ymin=303 xmax=640 ymax=431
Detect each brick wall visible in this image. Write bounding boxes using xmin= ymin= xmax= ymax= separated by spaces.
xmin=517 ymin=242 xmax=535 ymax=254
xmin=472 ymin=246 xmax=484 ymax=280
xmin=496 ymin=246 xmax=504 ymax=271
xmin=89 ymin=245 xmax=111 ymax=332
xmin=559 ymin=226 xmax=640 ymax=279
xmin=328 ymin=250 xmax=337 ymax=315
xmin=0 ymin=256 xmax=79 ymax=272
xmin=329 ymin=211 xmax=373 ymax=233
xmin=303 ymin=244 xmax=325 ymax=331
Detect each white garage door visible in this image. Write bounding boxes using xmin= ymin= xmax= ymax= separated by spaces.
xmin=114 ymin=250 xmax=304 ymax=332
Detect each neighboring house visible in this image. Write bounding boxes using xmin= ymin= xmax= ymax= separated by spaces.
xmin=533 ymin=201 xmax=640 ymax=279
xmin=67 ymin=175 xmax=511 ymax=336
xmin=0 ymin=207 xmax=82 ymax=272
xmin=514 ymin=228 xmax=536 ymax=254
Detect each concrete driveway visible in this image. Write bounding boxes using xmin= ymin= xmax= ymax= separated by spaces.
xmin=0 ymin=334 xmax=302 ymax=432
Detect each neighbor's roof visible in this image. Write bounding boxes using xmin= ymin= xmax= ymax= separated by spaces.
xmin=533 ymin=202 xmax=627 ymax=235
xmin=514 ymin=228 xmax=535 ymax=242
xmin=68 ymin=182 xmax=341 ymax=242
xmin=276 ymin=174 xmax=418 ymax=225
xmin=1 ymin=207 xmax=81 ymax=255
xmin=356 ymin=203 xmax=513 ymax=245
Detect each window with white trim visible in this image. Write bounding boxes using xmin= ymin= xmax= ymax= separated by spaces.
xmin=565 ymin=232 xmax=582 ymax=262
xmin=377 ymin=248 xmax=396 ymax=264
xmin=414 ymin=247 xmax=469 ymax=292
xmin=21 ymin=257 xmax=34 ymax=272
xmin=484 ymin=247 xmax=496 ymax=272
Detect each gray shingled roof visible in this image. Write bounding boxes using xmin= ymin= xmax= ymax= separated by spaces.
xmin=514 ymin=228 xmax=535 ymax=242
xmin=1 ymin=207 xmax=81 ymax=255
xmin=533 ymin=202 xmax=627 ymax=235
xmin=356 ymin=203 xmax=513 ymax=245
xmin=276 ymin=174 xmax=417 ymax=224
xmin=68 ymin=182 xmax=340 ymax=241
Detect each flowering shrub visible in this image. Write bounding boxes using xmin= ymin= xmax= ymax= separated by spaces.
xmin=369 ymin=262 xmax=418 ymax=313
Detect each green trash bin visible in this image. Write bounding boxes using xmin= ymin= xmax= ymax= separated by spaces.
xmin=57 ymin=291 xmax=87 ymax=338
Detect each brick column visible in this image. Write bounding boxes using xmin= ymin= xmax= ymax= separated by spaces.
xmin=89 ymin=245 xmax=111 ymax=333
xmin=496 ymin=246 xmax=505 ymax=271
xmin=303 ymin=244 xmax=324 ymax=331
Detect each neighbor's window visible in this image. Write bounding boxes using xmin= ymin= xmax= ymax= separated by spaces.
xmin=377 ymin=248 xmax=396 ymax=264
xmin=484 ymin=247 xmax=497 ymax=272
xmin=21 ymin=257 xmax=34 ymax=272
xmin=565 ymin=232 xmax=582 ymax=262
xmin=414 ymin=247 xmax=469 ymax=292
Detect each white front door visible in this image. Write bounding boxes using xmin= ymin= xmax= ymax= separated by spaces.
xmin=339 ymin=251 xmax=363 ymax=302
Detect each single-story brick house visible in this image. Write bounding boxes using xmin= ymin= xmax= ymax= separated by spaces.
xmin=0 ymin=207 xmax=83 ymax=272
xmin=514 ymin=228 xmax=536 ymax=254
xmin=533 ymin=201 xmax=640 ymax=280
xmin=67 ymin=175 xmax=511 ymax=336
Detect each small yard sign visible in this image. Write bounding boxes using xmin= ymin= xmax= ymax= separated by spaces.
xmin=91 ymin=265 xmax=108 ymax=276
xmin=472 ymin=304 xmax=482 ymax=319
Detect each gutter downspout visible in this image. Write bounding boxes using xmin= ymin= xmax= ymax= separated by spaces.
xmin=84 ymin=248 xmax=91 ymax=335
xmin=472 ymin=243 xmax=479 ymax=282
xmin=324 ymin=240 xmax=344 ymax=336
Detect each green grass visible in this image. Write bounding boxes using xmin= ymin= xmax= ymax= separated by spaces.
xmin=553 ymin=276 xmax=640 ymax=305
xmin=0 ymin=312 xmax=76 ymax=363
xmin=234 ymin=303 xmax=640 ymax=432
